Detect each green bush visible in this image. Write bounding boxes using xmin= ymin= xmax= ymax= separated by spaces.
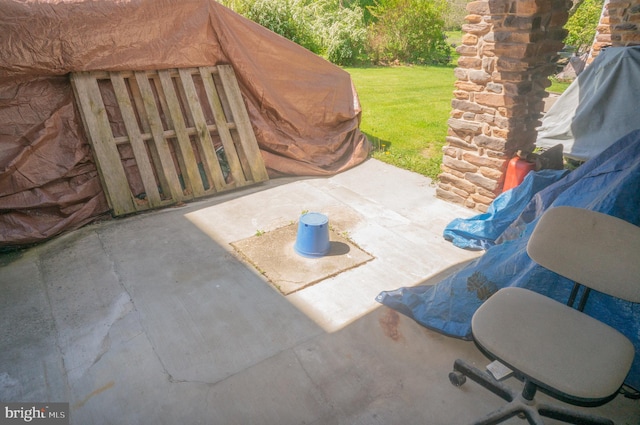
xmin=343 ymin=0 xmax=378 ymax=25
xmin=308 ymin=2 xmax=369 ymax=65
xmin=367 ymin=0 xmax=451 ymax=65
xmin=220 ymin=0 xmax=453 ymax=66
xmin=325 ymin=9 xmax=369 ymax=65
xmin=564 ymin=0 xmax=604 ymax=53
xmin=224 ymin=0 xmax=321 ymax=54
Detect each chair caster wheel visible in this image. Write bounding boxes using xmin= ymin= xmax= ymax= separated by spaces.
xmin=449 ymin=371 xmax=467 ymax=387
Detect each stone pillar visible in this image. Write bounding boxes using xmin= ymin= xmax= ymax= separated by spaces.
xmin=589 ymin=0 xmax=612 ymax=62
xmin=591 ymin=0 xmax=640 ymax=63
xmin=437 ymin=0 xmax=571 ymax=211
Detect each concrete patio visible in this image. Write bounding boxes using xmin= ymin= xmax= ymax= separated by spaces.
xmin=1 ymin=159 xmax=638 ymax=424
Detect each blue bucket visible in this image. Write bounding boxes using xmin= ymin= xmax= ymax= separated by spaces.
xmin=294 ymin=212 xmax=330 ymax=258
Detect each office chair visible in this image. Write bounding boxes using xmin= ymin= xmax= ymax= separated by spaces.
xmin=449 ymin=206 xmax=640 ymax=425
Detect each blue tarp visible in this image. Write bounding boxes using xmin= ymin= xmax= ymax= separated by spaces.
xmin=377 ymin=129 xmax=640 ymax=390
xmin=443 ymin=169 xmax=569 ymax=250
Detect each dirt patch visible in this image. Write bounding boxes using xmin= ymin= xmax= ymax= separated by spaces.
xmin=231 ymin=223 xmax=373 ymax=295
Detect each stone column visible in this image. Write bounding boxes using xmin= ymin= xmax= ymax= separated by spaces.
xmin=437 ymin=0 xmax=571 ymax=211
xmin=589 ymin=0 xmax=612 ymax=63
xmin=591 ymin=0 xmax=640 ymax=63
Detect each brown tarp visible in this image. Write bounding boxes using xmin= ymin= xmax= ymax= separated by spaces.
xmin=0 ymin=0 xmax=370 ymax=247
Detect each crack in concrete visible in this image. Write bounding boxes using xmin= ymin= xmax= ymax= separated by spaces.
xmin=291 ymin=347 xmax=335 ymax=415
xmin=63 ymin=292 xmax=134 ymax=381
xmin=94 ymin=229 xmax=177 ymax=385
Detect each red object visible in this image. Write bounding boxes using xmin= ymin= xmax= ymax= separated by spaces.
xmin=503 ymin=156 xmax=536 ymax=192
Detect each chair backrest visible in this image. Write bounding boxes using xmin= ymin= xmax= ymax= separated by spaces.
xmin=527 ymin=206 xmax=640 ymax=303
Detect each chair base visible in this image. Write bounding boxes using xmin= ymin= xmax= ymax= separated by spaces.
xmin=450 ymin=359 xmax=614 ymax=425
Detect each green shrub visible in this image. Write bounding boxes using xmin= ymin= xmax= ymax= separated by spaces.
xmin=220 ymin=0 xmax=453 ymax=66
xmin=225 ymin=0 xmax=322 ymax=54
xmin=311 ymin=3 xmax=369 ymax=65
xmin=326 ymin=10 xmax=369 ymax=65
xmin=343 ymin=0 xmax=378 ymax=25
xmin=564 ymin=0 xmax=604 ymax=53
xmin=367 ymin=0 xmax=451 ymax=65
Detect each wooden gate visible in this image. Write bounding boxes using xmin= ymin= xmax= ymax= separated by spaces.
xmin=71 ymin=65 xmax=269 ymax=216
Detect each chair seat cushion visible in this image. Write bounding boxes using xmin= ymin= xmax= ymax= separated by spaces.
xmin=472 ymin=287 xmax=635 ymax=401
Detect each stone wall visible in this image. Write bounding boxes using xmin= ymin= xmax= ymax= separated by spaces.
xmin=591 ymin=0 xmax=640 ymax=62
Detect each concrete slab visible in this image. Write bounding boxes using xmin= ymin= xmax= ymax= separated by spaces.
xmin=96 ymin=210 xmax=322 ymax=385
xmin=1 ymin=159 xmax=639 ymax=425
xmin=0 ymin=250 xmax=68 ymax=403
xmin=186 ymin=160 xmax=482 ymax=332
xmin=231 ymin=223 xmax=373 ymax=295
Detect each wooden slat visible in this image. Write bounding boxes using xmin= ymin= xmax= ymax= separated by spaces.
xmin=110 ymin=72 xmax=162 ymax=208
xmin=150 ymin=74 xmax=191 ymax=197
xmin=128 ymin=74 xmax=173 ymax=200
xmin=71 ymin=72 xmax=135 ymax=215
xmin=199 ymin=66 xmax=248 ymax=185
xmin=158 ymin=70 xmax=204 ymax=197
xmin=91 ymin=68 xmax=208 ymax=81
xmin=134 ymin=71 xmax=185 ymax=202
xmin=178 ymin=68 xmax=227 ymax=192
xmin=174 ymin=71 xmax=195 ymax=128
xmin=112 ymin=124 xmax=224 ymax=145
xmin=217 ymin=65 xmax=269 ymax=183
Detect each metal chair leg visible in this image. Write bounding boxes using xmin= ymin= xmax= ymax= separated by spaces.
xmin=538 ymin=403 xmax=614 ymax=425
xmin=450 ymin=359 xmax=616 ymax=425
xmin=471 ymin=400 xmax=525 ymax=425
xmin=452 ymin=359 xmax=517 ymax=402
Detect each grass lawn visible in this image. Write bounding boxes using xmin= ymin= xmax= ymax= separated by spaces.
xmin=548 ymin=78 xmax=572 ymax=94
xmin=345 ymin=65 xmax=457 ymax=181
xmin=345 ymin=65 xmax=572 ymax=182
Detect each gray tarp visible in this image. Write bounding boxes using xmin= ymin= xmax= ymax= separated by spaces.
xmin=537 ymin=46 xmax=640 ymax=161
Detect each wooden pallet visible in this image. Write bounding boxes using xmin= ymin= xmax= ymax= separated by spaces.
xmin=71 ymin=65 xmax=268 ymax=216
